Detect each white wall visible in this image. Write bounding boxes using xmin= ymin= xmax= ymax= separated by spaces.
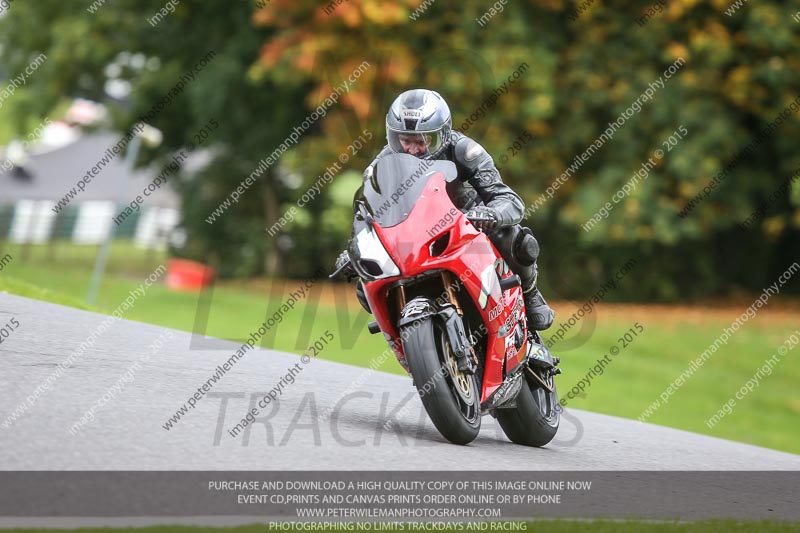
xmin=72 ymin=201 xmax=116 ymax=244
xmin=8 ymin=200 xmax=57 ymax=243
xmin=3 ymin=201 xmax=179 ymax=247
xmin=134 ymin=207 xmax=179 ymax=248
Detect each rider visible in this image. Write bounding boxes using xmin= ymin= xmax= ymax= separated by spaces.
xmin=336 ymin=89 xmax=555 ymax=332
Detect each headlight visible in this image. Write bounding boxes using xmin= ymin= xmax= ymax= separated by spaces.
xmin=351 ymin=226 xmax=400 ymax=281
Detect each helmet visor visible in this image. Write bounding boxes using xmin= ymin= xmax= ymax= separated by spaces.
xmin=387 ymin=128 xmax=445 ymax=158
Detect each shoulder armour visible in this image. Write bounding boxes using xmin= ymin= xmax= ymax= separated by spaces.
xmin=453 ymin=135 xmax=491 ymax=170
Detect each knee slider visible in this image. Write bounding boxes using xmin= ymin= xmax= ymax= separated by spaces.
xmin=515 ymin=229 xmax=539 ymax=266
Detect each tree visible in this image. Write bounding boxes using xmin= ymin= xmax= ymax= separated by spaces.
xmin=2 ymin=0 xmax=797 ymax=296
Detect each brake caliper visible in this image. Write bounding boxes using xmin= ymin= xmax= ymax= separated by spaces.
xmin=438 ymin=306 xmax=476 ymax=374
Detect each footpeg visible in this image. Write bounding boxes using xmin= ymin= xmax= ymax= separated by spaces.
xmin=367 ymin=321 xmax=381 ymax=334
xmin=526 ymin=342 xmax=557 ymax=370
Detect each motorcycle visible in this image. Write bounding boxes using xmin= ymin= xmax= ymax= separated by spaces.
xmin=331 ymin=153 xmax=561 ymax=446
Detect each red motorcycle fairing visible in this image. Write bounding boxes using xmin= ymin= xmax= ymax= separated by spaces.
xmin=360 ymin=170 xmax=529 ymax=404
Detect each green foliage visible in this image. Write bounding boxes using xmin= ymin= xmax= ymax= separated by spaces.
xmin=1 ymin=0 xmax=798 ymax=295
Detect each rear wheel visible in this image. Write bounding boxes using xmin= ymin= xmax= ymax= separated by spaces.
xmin=402 ymin=318 xmax=481 ymax=445
xmin=495 ymin=369 xmax=559 ymax=447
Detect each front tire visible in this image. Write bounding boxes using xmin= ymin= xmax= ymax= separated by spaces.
xmin=495 ymin=369 xmax=560 ymax=447
xmin=401 ymin=318 xmax=481 ymax=445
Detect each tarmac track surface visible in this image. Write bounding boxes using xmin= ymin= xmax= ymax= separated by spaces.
xmin=1 ymin=293 xmax=798 ymax=471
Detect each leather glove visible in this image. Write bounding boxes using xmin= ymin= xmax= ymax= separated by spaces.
xmin=335 ymin=250 xmax=351 ymax=271
xmin=331 ymin=249 xmax=357 ymax=281
xmin=465 ymin=206 xmax=500 ymax=231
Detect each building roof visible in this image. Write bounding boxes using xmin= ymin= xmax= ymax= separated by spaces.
xmin=0 ymin=131 xmax=180 ymax=208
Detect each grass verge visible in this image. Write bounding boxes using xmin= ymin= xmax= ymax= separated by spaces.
xmin=1 ymin=242 xmax=798 ymax=454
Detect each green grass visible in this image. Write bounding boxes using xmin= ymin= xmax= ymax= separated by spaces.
xmin=0 ymin=241 xmax=391 ymax=370
xmin=3 ymin=520 xmax=799 ymax=532
xmin=556 ymin=316 xmax=800 ymax=453
xmin=1 ymin=241 xmax=799 ymax=454
xmin=0 ymin=275 xmax=99 ymax=311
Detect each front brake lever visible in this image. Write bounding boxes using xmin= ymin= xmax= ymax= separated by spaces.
xmin=330 ymin=254 xmax=359 ymax=282
xmin=329 ymin=262 xmax=349 ymax=280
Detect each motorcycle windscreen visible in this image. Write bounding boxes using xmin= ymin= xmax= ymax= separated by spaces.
xmin=363 ymin=153 xmax=457 ymax=227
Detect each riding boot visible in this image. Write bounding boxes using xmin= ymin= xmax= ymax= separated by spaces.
xmin=521 ymin=263 xmax=555 ymax=331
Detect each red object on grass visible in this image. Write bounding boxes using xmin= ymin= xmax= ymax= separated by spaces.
xmin=165 ymin=259 xmax=216 ymax=291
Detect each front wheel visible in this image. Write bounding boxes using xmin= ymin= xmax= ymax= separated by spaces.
xmin=401 ymin=318 xmax=481 ymax=445
xmin=495 ymin=369 xmax=560 ymax=447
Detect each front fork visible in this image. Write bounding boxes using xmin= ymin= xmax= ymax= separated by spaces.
xmin=395 ymin=271 xmax=478 ymax=374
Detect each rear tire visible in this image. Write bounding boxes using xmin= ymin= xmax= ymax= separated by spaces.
xmin=402 ymin=318 xmax=480 ymax=445
xmin=496 ymin=370 xmax=559 ymax=447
